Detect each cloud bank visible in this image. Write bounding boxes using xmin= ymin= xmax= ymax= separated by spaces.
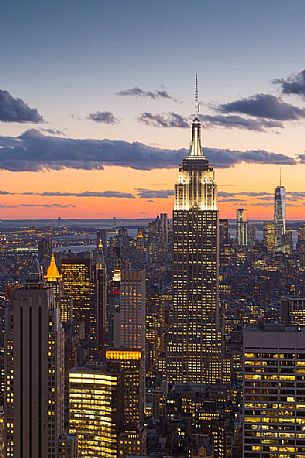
xmin=218 ymin=93 xmax=305 ymax=121
xmin=0 ymin=129 xmax=296 ymax=172
xmin=199 ymin=114 xmax=283 ymax=131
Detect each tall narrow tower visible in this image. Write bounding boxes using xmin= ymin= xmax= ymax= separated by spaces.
xmin=167 ymin=77 xmax=222 ymax=384
xmin=237 ymin=208 xmax=248 ymax=247
xmin=4 ymin=259 xmax=64 ymax=458
xmin=274 ymin=170 xmax=286 ymax=244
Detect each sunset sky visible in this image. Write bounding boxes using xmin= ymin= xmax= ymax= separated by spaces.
xmin=1 ymin=0 xmax=305 ymax=219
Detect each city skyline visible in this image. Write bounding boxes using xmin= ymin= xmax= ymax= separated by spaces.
xmin=1 ymin=1 xmax=305 ymax=219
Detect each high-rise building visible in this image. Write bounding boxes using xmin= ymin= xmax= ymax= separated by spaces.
xmin=97 ymin=229 xmax=107 ymax=255
xmin=263 ymin=222 xmax=276 ymax=252
xmin=61 ymin=257 xmax=91 ymax=335
xmin=167 ymin=78 xmax=223 ymax=385
xmin=157 ymin=213 xmax=169 ymax=253
xmin=243 ymin=325 xmax=305 ymax=457
xmin=274 ymin=180 xmax=286 ymax=244
xmin=237 ymin=208 xmax=248 ymax=247
xmin=281 ymin=296 xmax=305 ymax=325
xmin=95 ymin=258 xmax=107 ymax=357
xmin=4 ymin=261 xmax=64 ymax=458
xmin=114 ymin=269 xmax=145 ymax=350
xmin=106 ymin=349 xmax=146 ymax=456
xmin=44 ymin=253 xmax=62 ymax=307
xmin=296 ymin=224 xmax=305 ymax=261
xmin=219 ymin=219 xmax=229 ymax=244
xmin=38 ymin=238 xmax=53 ymax=273
xmin=69 ymin=367 xmax=121 ymax=457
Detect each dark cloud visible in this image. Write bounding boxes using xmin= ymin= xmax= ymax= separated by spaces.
xmin=30 ymin=191 xmax=134 ymax=198
xmin=87 ymin=111 xmax=118 ymax=124
xmin=199 ymin=114 xmax=283 ymax=131
xmin=219 ymin=93 xmax=305 ymax=121
xmin=117 ymin=87 xmax=176 ymax=101
xmin=274 ymin=70 xmax=305 ymax=98
xmin=0 ymin=203 xmax=75 ymax=208
xmin=0 ymin=190 xmax=15 ymax=195
xmin=41 ymin=128 xmax=65 ymax=135
xmin=206 ymin=148 xmax=296 ymax=168
xmin=297 ymin=153 xmax=305 ymax=163
xmin=218 ymin=191 xmax=271 ymax=198
xmin=136 ymin=188 xmax=174 ymax=198
xmin=0 ymin=90 xmax=43 ymax=123
xmin=0 ymin=129 xmax=296 ymax=172
xmin=219 ymin=197 xmax=247 ymax=203
xmin=139 ymin=112 xmax=189 ymax=128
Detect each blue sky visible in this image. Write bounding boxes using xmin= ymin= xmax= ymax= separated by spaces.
xmin=1 ymin=0 xmax=305 ymax=218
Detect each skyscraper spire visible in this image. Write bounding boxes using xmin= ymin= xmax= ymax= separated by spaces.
xmin=195 ymin=73 xmax=199 ymax=115
xmin=189 ymin=74 xmax=204 ymax=158
xmin=280 ymin=167 xmax=282 ymax=186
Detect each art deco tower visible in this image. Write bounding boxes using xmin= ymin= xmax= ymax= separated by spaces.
xmin=167 ymin=77 xmax=223 ymax=384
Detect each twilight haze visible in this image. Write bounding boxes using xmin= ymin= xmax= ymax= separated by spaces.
xmin=1 ymin=0 xmax=305 ymax=219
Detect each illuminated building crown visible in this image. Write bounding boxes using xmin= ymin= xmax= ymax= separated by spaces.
xmin=45 ymin=253 xmax=62 ymax=282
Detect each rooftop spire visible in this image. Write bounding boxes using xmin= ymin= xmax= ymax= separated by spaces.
xmin=44 ymin=253 xmax=62 ymax=282
xmin=189 ymin=74 xmax=205 ymax=158
xmin=280 ymin=167 xmax=282 ymax=186
xmin=195 ymin=73 xmax=199 ymax=115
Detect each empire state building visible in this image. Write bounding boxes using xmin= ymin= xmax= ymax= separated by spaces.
xmin=167 ymin=78 xmax=223 ymax=384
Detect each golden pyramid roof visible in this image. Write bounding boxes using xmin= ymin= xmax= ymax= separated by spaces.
xmin=44 ymin=253 xmax=62 ymax=282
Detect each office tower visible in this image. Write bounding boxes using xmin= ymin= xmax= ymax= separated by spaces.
xmin=69 ymin=367 xmax=121 ymax=457
xmin=44 ymin=253 xmax=62 ymax=307
xmin=114 ymin=269 xmax=145 ymax=349
xmin=274 ymin=178 xmax=286 ymax=244
xmin=219 ymin=219 xmax=229 ymax=244
xmin=58 ymin=435 xmax=78 ymax=458
xmin=248 ymin=224 xmax=256 ymax=247
xmin=95 ymin=258 xmax=107 ymax=356
xmin=167 ymin=78 xmax=222 ymax=384
xmin=263 ymin=222 xmax=276 ymax=252
xmin=38 ymin=237 xmax=52 ymax=272
xmin=243 ymin=325 xmax=305 ymax=457
xmin=106 ymin=349 xmax=146 ymax=456
xmin=297 ymin=224 xmax=305 ymax=260
xmin=157 ymin=213 xmax=169 ymax=253
xmin=4 ymin=260 xmax=64 ymax=458
xmin=237 ymin=208 xmax=248 ymax=247
xmin=97 ymin=229 xmax=107 ymax=255
xmin=281 ymin=296 xmax=305 ymax=325
xmin=61 ymin=257 xmax=91 ymax=335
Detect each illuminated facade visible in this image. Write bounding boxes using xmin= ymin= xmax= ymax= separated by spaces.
xmin=274 ymin=184 xmax=286 ymax=244
xmin=4 ymin=281 xmax=64 ymax=458
xmin=243 ymin=326 xmax=305 ymax=457
xmin=263 ymin=222 xmax=276 ymax=252
xmin=281 ymin=296 xmax=305 ymax=326
xmin=114 ymin=269 xmax=145 ymax=350
xmin=44 ymin=253 xmax=63 ymax=311
xmin=106 ymin=349 xmax=146 ymax=456
xmin=237 ymin=208 xmax=248 ymax=247
xmin=61 ymin=257 xmax=91 ymax=333
xmin=167 ymin=79 xmax=222 ymax=384
xmin=69 ymin=368 xmax=121 ymax=457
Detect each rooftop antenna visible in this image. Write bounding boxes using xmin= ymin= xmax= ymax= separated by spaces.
xmin=195 ymin=73 xmax=199 ymax=115
xmin=280 ymin=167 xmax=282 ymax=186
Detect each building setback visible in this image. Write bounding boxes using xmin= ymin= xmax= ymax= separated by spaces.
xmin=167 ymin=78 xmax=223 ymax=385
